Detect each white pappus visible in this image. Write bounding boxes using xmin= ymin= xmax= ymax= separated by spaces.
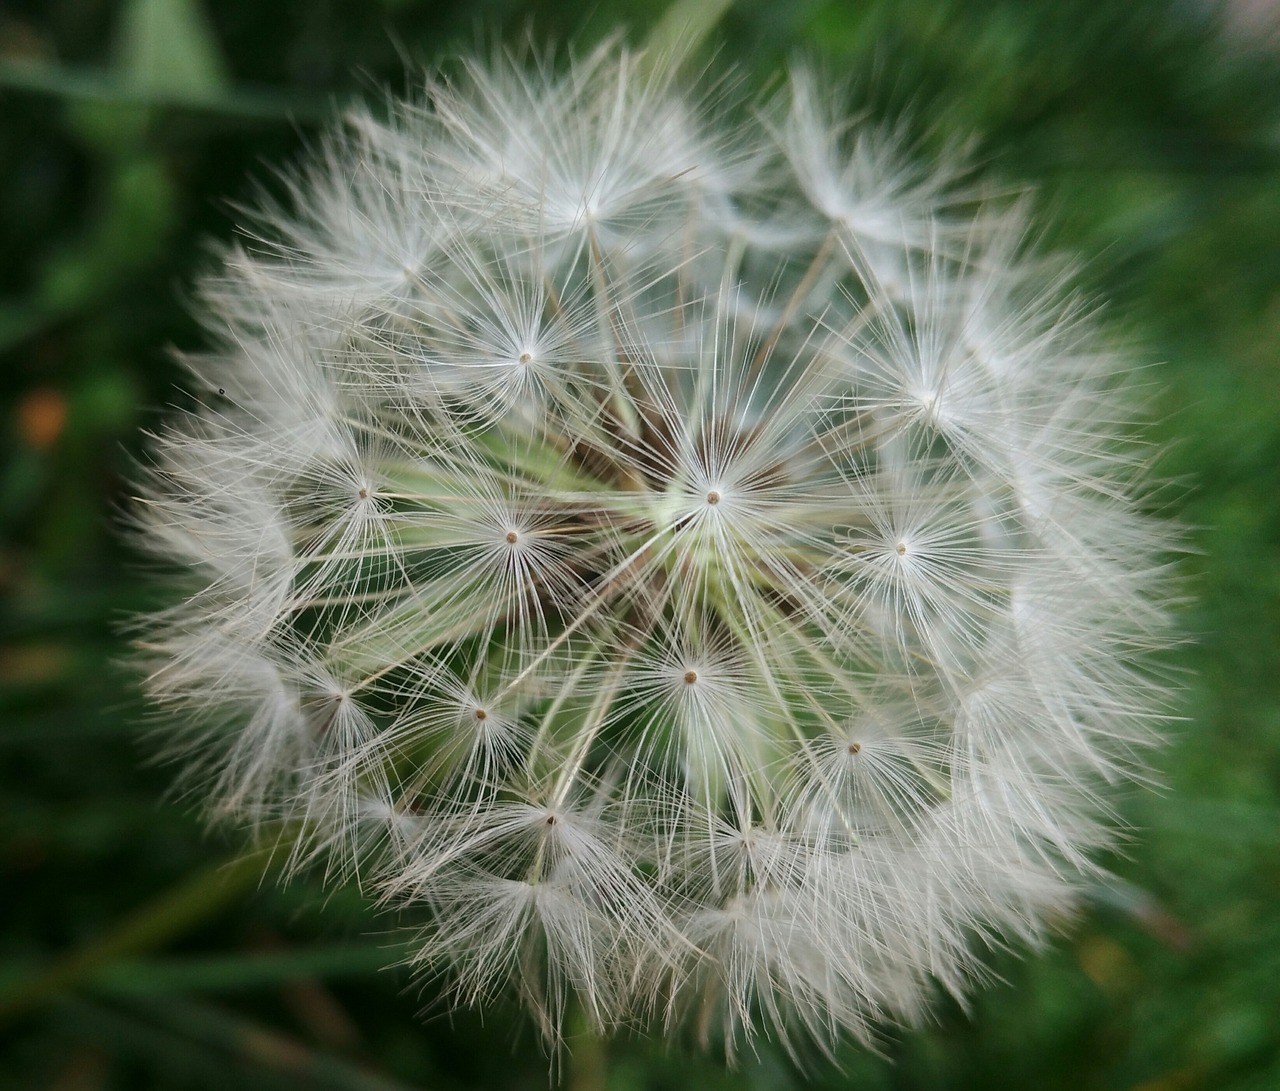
xmin=132 ymin=41 xmax=1178 ymax=1061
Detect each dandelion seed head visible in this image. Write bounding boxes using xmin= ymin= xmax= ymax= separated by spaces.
xmin=133 ymin=41 xmax=1178 ymax=1058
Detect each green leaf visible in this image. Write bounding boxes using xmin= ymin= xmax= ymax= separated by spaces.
xmin=115 ymin=0 xmax=229 ymax=100
xmin=0 ymin=60 xmax=340 ymax=123
xmin=0 ymin=849 xmax=271 ymax=1022
xmin=95 ymin=945 xmax=413 ymax=994
xmin=645 ymin=0 xmax=736 ymax=70
xmin=54 ymin=996 xmax=423 ymax=1091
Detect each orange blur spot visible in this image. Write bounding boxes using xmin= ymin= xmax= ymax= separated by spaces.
xmin=18 ymin=387 xmax=67 ymax=450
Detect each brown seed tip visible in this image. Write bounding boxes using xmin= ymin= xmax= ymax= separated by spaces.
xmin=706 ymin=490 xmax=721 ymax=505
xmin=545 ymin=814 xmax=557 ymax=826
xmin=474 ymin=708 xmax=488 ymax=722
xmin=683 ymin=670 xmax=699 ymax=685
xmin=848 ymin=742 xmax=862 ymax=754
xmin=358 ymin=487 xmax=369 ymax=500
xmin=505 ymin=530 xmax=519 ymax=544
xmin=895 ymin=540 xmax=907 ymax=555
xmin=518 ymin=352 xmax=533 ymax=364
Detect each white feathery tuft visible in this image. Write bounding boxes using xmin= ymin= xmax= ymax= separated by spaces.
xmin=133 ymin=41 xmax=1179 ymax=1059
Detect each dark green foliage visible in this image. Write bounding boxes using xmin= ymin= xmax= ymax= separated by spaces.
xmin=2 ymin=0 xmax=1278 ymax=1087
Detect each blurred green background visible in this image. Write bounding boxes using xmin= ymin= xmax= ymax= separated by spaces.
xmin=2 ymin=0 xmax=1279 ymax=1087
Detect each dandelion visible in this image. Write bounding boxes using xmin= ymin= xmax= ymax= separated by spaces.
xmin=133 ymin=41 xmax=1177 ymax=1060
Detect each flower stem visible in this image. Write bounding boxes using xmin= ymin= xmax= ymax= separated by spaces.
xmin=566 ymin=1000 xmax=609 ymax=1091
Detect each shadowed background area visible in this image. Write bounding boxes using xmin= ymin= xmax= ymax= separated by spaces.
xmin=2 ymin=0 xmax=1279 ymax=1088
